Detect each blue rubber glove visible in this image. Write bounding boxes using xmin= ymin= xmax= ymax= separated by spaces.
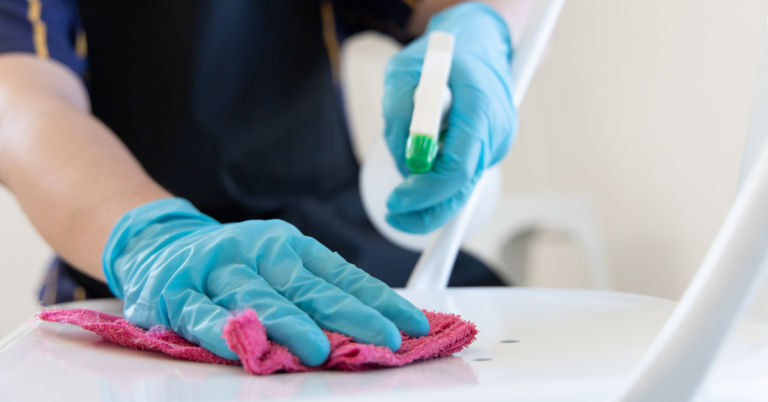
xmin=383 ymin=2 xmax=518 ymax=234
xmin=103 ymin=198 xmax=429 ymax=366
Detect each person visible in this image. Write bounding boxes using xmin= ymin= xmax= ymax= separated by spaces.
xmin=0 ymin=0 xmax=525 ymax=366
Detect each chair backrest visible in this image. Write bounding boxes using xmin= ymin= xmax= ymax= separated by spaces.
xmin=611 ymin=14 xmax=768 ymax=402
xmin=409 ymin=4 xmax=768 ymax=401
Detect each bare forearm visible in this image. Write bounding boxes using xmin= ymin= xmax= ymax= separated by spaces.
xmin=408 ymin=0 xmax=535 ymax=44
xmin=0 ymin=54 xmax=171 ymax=281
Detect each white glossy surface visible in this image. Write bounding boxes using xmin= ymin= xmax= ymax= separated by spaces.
xmin=2 ymin=288 xmax=768 ymax=402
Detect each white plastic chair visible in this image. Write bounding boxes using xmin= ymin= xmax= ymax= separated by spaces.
xmin=464 ymin=196 xmax=611 ymax=289
xmin=405 ymin=1 xmax=768 ymax=400
xmin=3 ymin=2 xmax=768 ymax=402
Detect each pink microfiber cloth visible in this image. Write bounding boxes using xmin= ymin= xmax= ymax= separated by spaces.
xmin=38 ymin=308 xmax=477 ymax=375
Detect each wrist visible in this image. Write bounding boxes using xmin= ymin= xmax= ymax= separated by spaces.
xmin=102 ymin=197 xmax=217 ymax=297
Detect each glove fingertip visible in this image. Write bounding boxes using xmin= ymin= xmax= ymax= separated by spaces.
xmin=400 ymin=309 xmax=430 ymax=338
xmin=387 ymin=210 xmax=443 ymax=235
xmin=386 ymin=183 xmax=434 ymax=214
xmin=200 ymin=332 xmax=240 ymax=361
xmin=297 ymin=331 xmax=331 ymax=367
xmin=379 ymin=321 xmax=403 ymax=353
xmin=269 ymin=317 xmax=331 ymax=367
xmin=209 ymin=343 xmax=241 ymax=361
xmin=385 ymin=191 xmax=404 ymax=213
xmin=386 ymin=212 xmax=425 ymax=235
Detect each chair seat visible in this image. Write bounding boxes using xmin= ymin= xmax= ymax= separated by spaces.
xmin=2 ymin=287 xmax=767 ymax=401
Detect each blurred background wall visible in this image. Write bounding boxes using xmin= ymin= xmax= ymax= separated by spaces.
xmin=0 ymin=187 xmax=51 ymax=338
xmin=2 ymin=0 xmax=768 ymax=339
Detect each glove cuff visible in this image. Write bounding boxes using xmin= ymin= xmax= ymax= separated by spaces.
xmin=102 ymin=197 xmax=217 ymax=298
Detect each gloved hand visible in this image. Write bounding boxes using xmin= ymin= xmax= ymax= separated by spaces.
xmin=103 ymin=198 xmax=429 ymax=366
xmin=383 ymin=2 xmax=518 ymax=234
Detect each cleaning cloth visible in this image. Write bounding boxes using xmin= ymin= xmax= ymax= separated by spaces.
xmin=38 ymin=308 xmax=477 ymax=375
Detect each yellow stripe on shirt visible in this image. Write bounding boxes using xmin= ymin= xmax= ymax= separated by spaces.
xmin=320 ymin=0 xmax=340 ymax=84
xmin=75 ymin=30 xmax=87 ymax=58
xmin=26 ymin=0 xmax=49 ymax=59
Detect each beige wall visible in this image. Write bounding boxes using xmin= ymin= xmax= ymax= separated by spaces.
xmin=506 ymin=0 xmax=767 ymax=300
xmin=0 ymin=187 xmax=51 ymax=339
xmin=2 ymin=0 xmax=768 ymax=338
